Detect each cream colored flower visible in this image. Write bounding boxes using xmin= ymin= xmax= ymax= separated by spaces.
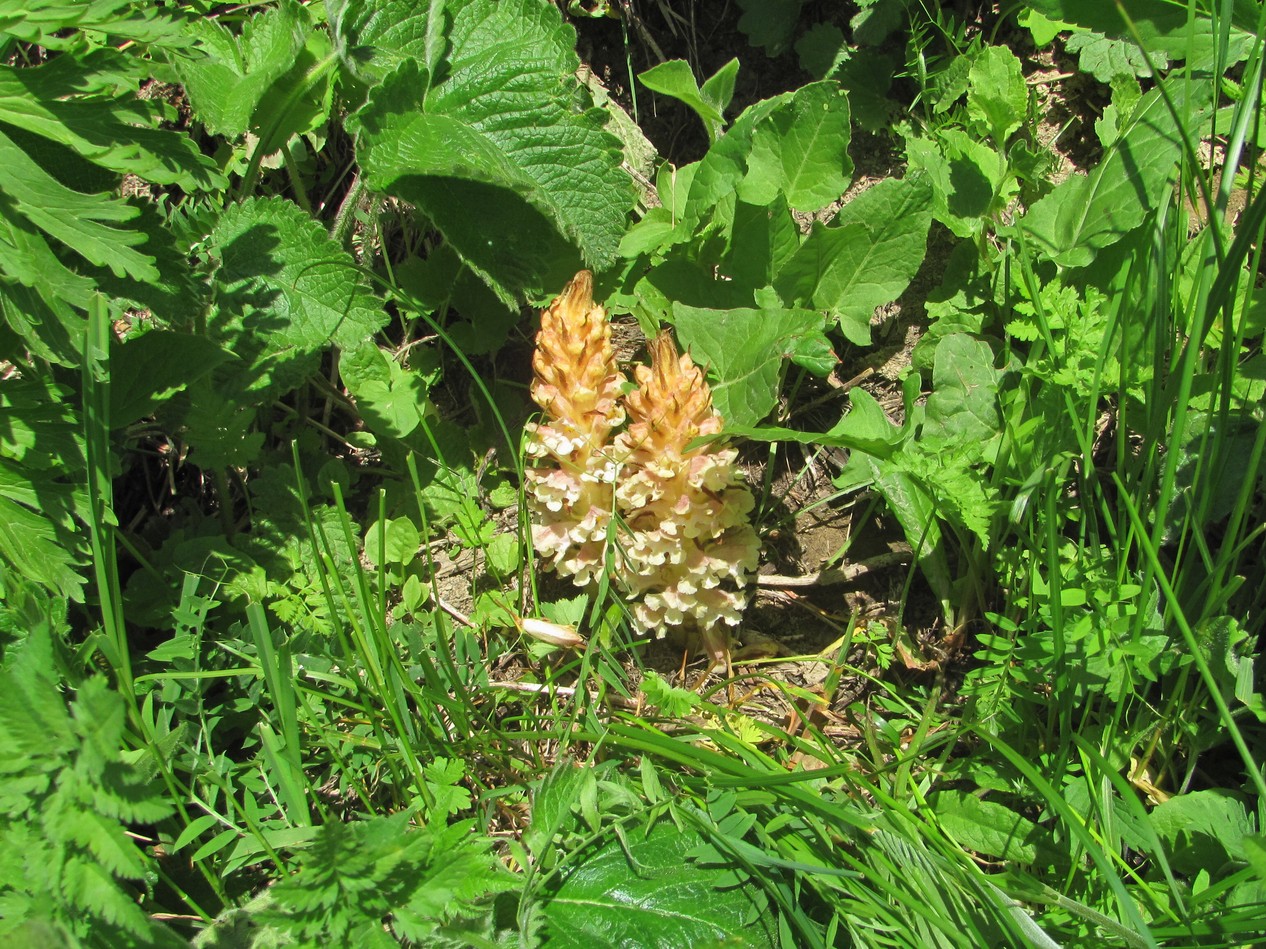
xmin=523 ymin=271 xmax=625 ymax=583
xmin=525 ymin=278 xmax=759 ymax=657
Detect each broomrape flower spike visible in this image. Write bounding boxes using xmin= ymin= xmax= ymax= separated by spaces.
xmin=525 ymin=272 xmax=759 ymax=661
xmin=524 ymin=270 xmax=626 ymax=586
xmin=614 ymin=331 xmax=759 ymax=661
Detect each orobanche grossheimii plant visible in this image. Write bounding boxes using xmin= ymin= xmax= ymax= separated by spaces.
xmin=525 ymin=271 xmax=759 ymax=661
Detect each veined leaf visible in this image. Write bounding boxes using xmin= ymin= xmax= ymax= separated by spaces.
xmin=0 ymin=0 xmax=192 ymax=48
xmin=0 ymin=127 xmax=156 ymax=282
xmin=177 ymin=0 xmax=333 ymax=146
xmin=1013 ymin=87 xmax=1208 ymax=268
xmin=0 ymin=57 xmax=223 ymax=191
xmin=671 ymin=303 xmax=833 ymax=428
xmin=204 ymin=196 xmax=387 ymax=398
xmin=740 ymin=80 xmax=853 ymax=212
xmin=541 ymin=818 xmax=775 ymax=948
xmin=344 ymin=0 xmax=631 ymax=300
xmin=775 ymin=175 xmax=933 ymax=344
xmin=1021 ymin=0 xmax=1260 ymax=64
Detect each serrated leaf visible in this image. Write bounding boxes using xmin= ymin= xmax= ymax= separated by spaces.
xmin=177 ymin=1 xmax=332 ymax=146
xmin=340 ymin=342 xmax=435 ymax=440
xmin=0 ymin=127 xmax=156 ymax=282
xmin=346 ymin=0 xmax=631 ymax=300
xmin=740 ymin=80 xmax=853 ymax=212
xmin=205 ymin=196 xmax=386 ymax=398
xmin=522 ymin=763 xmax=586 ymax=863
xmin=774 ymin=175 xmax=933 ymax=344
xmin=1065 ymin=31 xmax=1156 ymax=82
xmin=485 ymin=532 xmax=520 ymax=576
xmin=796 ymin=23 xmax=850 ymax=79
xmin=0 ymin=495 xmax=85 ymax=602
xmin=670 ymin=304 xmax=831 ymax=427
xmin=542 ymin=818 xmax=775 ymax=948
xmin=111 ymin=331 xmax=235 ymax=425
xmin=1013 ymin=88 xmax=1205 ymax=268
xmin=0 ymin=56 xmax=223 ymax=191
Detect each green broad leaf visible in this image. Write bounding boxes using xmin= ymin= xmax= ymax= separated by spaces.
xmin=1018 ymin=9 xmax=1072 ymax=47
xmin=725 ymin=198 xmax=801 ymax=291
xmin=796 ymin=23 xmax=850 ymax=80
xmin=1065 ymin=31 xmax=1156 ymax=82
xmin=363 ymin=517 xmax=421 ymax=568
xmin=639 ymin=59 xmax=737 ymax=142
xmin=774 ymin=175 xmax=933 ymax=344
xmin=177 ymin=0 xmax=332 ymax=144
xmin=736 ymin=0 xmax=804 ymax=56
xmin=728 ymin=387 xmax=908 ymax=458
xmin=542 ymin=818 xmax=775 ymax=948
xmin=1013 ymin=87 xmax=1204 ymax=268
xmin=676 ymin=94 xmax=793 ymax=241
xmin=0 ymin=58 xmax=223 ymax=192
xmin=740 ymin=80 xmax=853 ymax=213
xmin=934 ymin=791 xmax=1042 ymax=864
xmin=921 ymin=334 xmax=1002 ymax=459
xmin=485 ymin=532 xmax=521 ymax=576
xmin=205 ymin=196 xmax=387 ymax=397
xmin=0 ymin=127 xmax=156 ymax=282
xmin=906 ymin=130 xmax=1006 ymax=238
xmin=966 ymin=46 xmax=1027 ymax=144
xmin=339 ymin=342 xmax=436 ymax=440
xmin=670 ymin=304 xmax=832 ymax=428
xmin=1150 ymin=789 xmax=1254 ymax=875
xmin=110 ymin=331 xmax=234 ymax=425
xmin=344 ymin=0 xmax=631 ymax=299
xmin=1021 ymin=0 xmax=1260 ymax=64
xmin=838 ymin=453 xmax=953 ymax=613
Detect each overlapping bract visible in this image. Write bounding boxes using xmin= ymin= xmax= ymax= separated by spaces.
xmin=525 ymin=273 xmax=758 ymax=654
xmin=524 ymin=270 xmax=626 ymax=586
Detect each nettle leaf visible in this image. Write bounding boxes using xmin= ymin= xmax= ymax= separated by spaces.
xmin=740 ymin=80 xmax=853 ymax=213
xmin=1013 ymin=87 xmax=1207 ymax=268
xmin=541 ymin=817 xmax=775 ymax=948
xmin=205 ymin=196 xmax=387 ymax=398
xmin=966 ymin=46 xmax=1027 ymax=144
xmin=774 ymin=175 xmax=933 ymax=345
xmin=110 ymin=330 xmax=235 ymax=425
xmin=671 ymin=303 xmax=833 ymax=428
xmin=177 ymin=0 xmax=333 ymax=144
xmin=345 ymin=0 xmax=631 ymax=301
